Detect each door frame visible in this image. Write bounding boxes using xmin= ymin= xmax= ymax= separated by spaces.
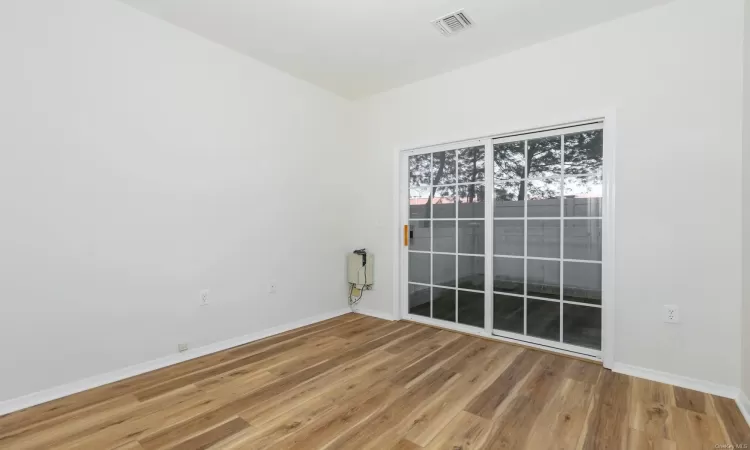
xmin=395 ymin=111 xmax=616 ymax=367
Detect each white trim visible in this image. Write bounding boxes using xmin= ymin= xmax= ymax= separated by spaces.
xmin=351 ymin=307 xmax=397 ymax=321
xmin=426 ymin=218 xmax=489 ymax=221
xmin=493 ymin=328 xmax=601 ymax=358
xmin=737 ymin=391 xmax=750 ymax=428
xmin=398 ymin=113 xmax=615 ymax=363
xmin=601 ymin=110 xmax=616 ymax=369
xmin=492 ymin=217 xmax=606 ymax=220
xmin=429 ymin=218 xmax=489 ymax=221
xmin=401 ymin=119 xmax=602 ymax=153
xmin=494 ymin=174 xmax=602 ymax=184
xmin=411 ymin=250 xmax=490 ymax=257
xmin=611 ymin=363 xmax=740 ymax=399
xmin=498 ymin=292 xmax=603 ymax=308
xmin=493 ymin=254 xmax=603 ymax=264
xmin=406 ymin=282 xmax=485 ymax=294
xmin=559 ymin=134 xmax=566 ymax=345
xmin=0 ymin=308 xmax=351 ymax=417
xmin=399 ymin=151 xmax=410 ymax=320
xmin=403 ymin=314 xmax=599 ymax=362
xmin=523 ymin=138 xmax=528 ymax=337
xmin=394 ymin=144 xmax=405 ymax=320
xmin=562 ymin=299 xmax=602 ymax=308
xmin=406 ymin=312 xmax=486 ymax=335
xmin=402 ymin=138 xmax=485 ymax=156
xmin=483 ymin=137 xmax=494 ymax=335
xmin=492 ymin=121 xmax=604 ymax=144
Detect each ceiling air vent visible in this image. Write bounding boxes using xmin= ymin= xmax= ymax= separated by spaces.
xmin=432 ymin=10 xmax=474 ymax=36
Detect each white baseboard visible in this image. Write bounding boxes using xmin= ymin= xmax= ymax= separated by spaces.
xmin=612 ymin=363 xmax=740 ymax=399
xmin=737 ymin=391 xmax=750 ymax=428
xmin=0 ymin=308 xmax=351 ymax=417
xmin=613 ymin=363 xmax=750 ymax=428
xmin=350 ymin=307 xmax=396 ymax=321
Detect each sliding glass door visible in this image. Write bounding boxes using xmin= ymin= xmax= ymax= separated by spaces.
xmin=404 ymin=123 xmax=605 ymax=359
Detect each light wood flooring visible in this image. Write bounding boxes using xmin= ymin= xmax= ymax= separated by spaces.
xmin=0 ymin=313 xmax=748 ymax=449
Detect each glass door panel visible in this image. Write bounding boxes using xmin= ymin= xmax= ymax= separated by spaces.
xmin=407 ymin=145 xmax=486 ymax=329
xmin=405 ymin=123 xmax=604 ymax=358
xmin=491 ymin=127 xmax=604 ymax=355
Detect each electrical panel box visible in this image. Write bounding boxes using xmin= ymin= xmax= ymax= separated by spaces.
xmin=347 ymin=252 xmax=374 ymax=288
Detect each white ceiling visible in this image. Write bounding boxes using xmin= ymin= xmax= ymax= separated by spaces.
xmin=120 ymin=0 xmax=673 ymax=99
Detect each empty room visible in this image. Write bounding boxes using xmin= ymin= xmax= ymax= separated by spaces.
xmin=1 ymin=0 xmax=750 ymax=448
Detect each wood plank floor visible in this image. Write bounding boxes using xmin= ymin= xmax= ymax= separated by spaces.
xmin=0 ymin=313 xmax=748 ymax=449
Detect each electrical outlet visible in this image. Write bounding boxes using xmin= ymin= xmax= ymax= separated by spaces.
xmin=268 ymin=282 xmax=277 ymax=294
xmin=200 ymin=289 xmax=209 ymax=306
xmin=178 ymin=343 xmax=188 ymax=352
xmin=664 ymin=305 xmax=679 ymax=323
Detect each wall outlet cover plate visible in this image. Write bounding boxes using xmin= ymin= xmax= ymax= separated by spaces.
xmin=664 ymin=305 xmax=679 ymax=323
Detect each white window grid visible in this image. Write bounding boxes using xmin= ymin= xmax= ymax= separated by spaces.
xmin=406 ymin=123 xmax=603 ymax=354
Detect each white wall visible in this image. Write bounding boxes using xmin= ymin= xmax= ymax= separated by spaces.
xmin=355 ymin=0 xmax=744 ymax=387
xmin=0 ymin=0 xmax=355 ymax=402
xmin=743 ymin=0 xmax=750 ymax=400
xmin=1 ymin=0 xmax=745 ymax=406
